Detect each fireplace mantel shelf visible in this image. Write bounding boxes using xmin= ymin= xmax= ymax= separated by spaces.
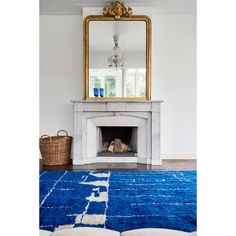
xmin=72 ymin=100 xmax=163 ymax=166
xmin=71 ymin=100 xmax=163 ymax=103
xmin=72 ymin=100 xmax=163 ymax=113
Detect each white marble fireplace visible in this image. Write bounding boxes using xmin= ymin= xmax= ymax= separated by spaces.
xmin=72 ymin=100 xmax=163 ymax=165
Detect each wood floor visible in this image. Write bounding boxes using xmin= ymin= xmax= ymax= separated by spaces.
xmin=40 ymin=159 xmax=196 ymax=171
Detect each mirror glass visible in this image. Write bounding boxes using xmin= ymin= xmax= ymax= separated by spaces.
xmin=88 ymin=21 xmax=146 ymax=98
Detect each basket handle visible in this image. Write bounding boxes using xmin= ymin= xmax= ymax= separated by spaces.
xmin=57 ymin=130 xmax=68 ymax=136
xmin=40 ymin=135 xmax=51 ymax=141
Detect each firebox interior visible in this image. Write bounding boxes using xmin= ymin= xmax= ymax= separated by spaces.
xmin=97 ymin=126 xmax=137 ymax=157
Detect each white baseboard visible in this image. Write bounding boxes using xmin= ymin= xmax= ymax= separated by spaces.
xmin=161 ymin=153 xmax=196 ymax=160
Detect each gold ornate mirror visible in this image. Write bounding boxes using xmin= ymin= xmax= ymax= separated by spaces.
xmin=84 ymin=1 xmax=151 ymax=100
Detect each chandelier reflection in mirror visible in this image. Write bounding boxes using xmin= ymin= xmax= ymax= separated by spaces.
xmin=108 ymin=35 xmax=126 ymax=70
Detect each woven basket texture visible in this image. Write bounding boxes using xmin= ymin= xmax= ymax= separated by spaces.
xmin=40 ymin=130 xmax=72 ymax=165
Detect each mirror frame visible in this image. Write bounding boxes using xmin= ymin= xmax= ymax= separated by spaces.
xmin=83 ymin=10 xmax=151 ymax=100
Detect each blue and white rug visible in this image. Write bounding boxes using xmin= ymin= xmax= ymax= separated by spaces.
xmin=40 ymin=171 xmax=196 ymax=232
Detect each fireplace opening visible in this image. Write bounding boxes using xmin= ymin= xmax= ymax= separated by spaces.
xmin=97 ymin=126 xmax=137 ymax=157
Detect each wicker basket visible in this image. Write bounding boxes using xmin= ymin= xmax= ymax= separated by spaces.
xmin=40 ymin=130 xmax=73 ymax=165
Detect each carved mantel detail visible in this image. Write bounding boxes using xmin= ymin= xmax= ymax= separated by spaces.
xmin=102 ymin=1 xmax=132 ymax=19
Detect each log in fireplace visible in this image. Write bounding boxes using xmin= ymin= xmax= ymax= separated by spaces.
xmin=97 ymin=126 xmax=137 ymax=157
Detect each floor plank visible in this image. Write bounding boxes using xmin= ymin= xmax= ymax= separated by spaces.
xmin=40 ymin=159 xmax=196 ymax=171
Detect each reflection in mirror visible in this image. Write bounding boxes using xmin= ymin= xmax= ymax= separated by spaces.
xmin=89 ymin=21 xmax=146 ymax=98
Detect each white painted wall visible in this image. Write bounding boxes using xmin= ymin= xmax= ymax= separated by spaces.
xmin=153 ymin=15 xmax=196 ymax=159
xmin=40 ymin=15 xmax=83 ymax=135
xmin=40 ymin=11 xmax=196 ymax=159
